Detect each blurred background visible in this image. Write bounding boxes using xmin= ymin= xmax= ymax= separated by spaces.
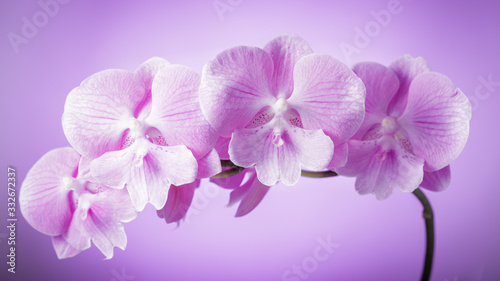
xmin=1 ymin=0 xmax=498 ymax=280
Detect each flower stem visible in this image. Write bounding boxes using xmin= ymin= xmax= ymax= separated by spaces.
xmin=300 ymin=170 xmax=338 ymax=178
xmin=217 ymin=160 xmax=339 ymax=179
xmin=412 ymin=188 xmax=435 ymax=281
xmin=212 ymin=167 xmax=245 ymax=178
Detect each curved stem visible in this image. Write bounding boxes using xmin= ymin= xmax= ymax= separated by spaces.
xmin=301 ymin=170 xmax=338 ymax=178
xmin=217 ymin=160 xmax=339 ymax=179
xmin=212 ymin=167 xmax=245 ymax=178
xmin=412 ymin=188 xmax=435 ymax=281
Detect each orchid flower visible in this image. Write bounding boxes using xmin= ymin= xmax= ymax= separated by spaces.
xmin=20 ymin=147 xmax=137 ymax=259
xmin=62 ymin=57 xmax=221 ymax=211
xmin=211 ymin=137 xmax=271 ymax=217
xmin=336 ymin=55 xmax=471 ymax=199
xmin=199 ymin=34 xmax=365 ymax=187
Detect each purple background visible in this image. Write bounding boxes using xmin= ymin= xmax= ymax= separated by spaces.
xmin=1 ymin=0 xmax=499 ymax=280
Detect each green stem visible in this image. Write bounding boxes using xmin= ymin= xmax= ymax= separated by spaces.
xmin=216 ymin=160 xmax=339 ymax=179
xmin=212 ymin=167 xmax=245 ymax=178
xmin=301 ymin=170 xmax=338 ymax=178
xmin=412 ymin=188 xmax=435 ymax=281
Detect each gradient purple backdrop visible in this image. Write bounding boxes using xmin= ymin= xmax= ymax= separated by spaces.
xmin=1 ymin=0 xmax=499 ymax=280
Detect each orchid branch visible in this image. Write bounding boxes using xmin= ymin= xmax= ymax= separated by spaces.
xmin=412 ymin=188 xmax=435 ymax=281
xmin=216 ymin=160 xmax=339 ymax=179
xmin=301 ymin=170 xmax=338 ymax=178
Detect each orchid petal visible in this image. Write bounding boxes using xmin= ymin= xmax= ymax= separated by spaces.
xmin=235 ymin=177 xmax=271 ymax=217
xmin=420 ymin=165 xmax=451 ymax=192
xmin=200 ymin=46 xmax=275 ymax=137
xmin=146 ymin=65 xmax=218 ymax=158
xmin=351 ymin=62 xmax=400 ymax=140
xmin=92 ymin=140 xmax=197 ymax=211
xmin=214 ymin=136 xmax=231 ymax=159
xmin=328 ymin=141 xmax=348 ymax=169
xmin=157 ymin=180 xmax=200 ymax=224
xmin=229 ymin=125 xmax=333 ymax=186
xmin=337 ymin=139 xmax=425 ymax=199
xmin=229 ymin=125 xmax=279 ymax=185
xmin=197 ymin=148 xmax=222 ymax=179
xmin=228 ymin=173 xmax=253 ymax=206
xmin=64 ymin=206 xmax=127 ymax=259
xmin=135 ymin=57 xmax=171 ymax=120
xmin=62 ymin=70 xmax=146 ymax=159
xmin=288 ymin=54 xmax=365 ymax=143
xmin=52 ymin=235 xmax=81 ymax=259
xmin=64 ymin=188 xmax=134 ymax=259
xmin=136 ymin=57 xmax=171 ymax=94
xmin=263 ymin=34 xmax=313 ymax=98
xmin=20 ymin=147 xmax=79 ymax=236
xmin=388 ymin=55 xmax=431 ymax=117
xmin=399 ymin=73 xmax=471 ymax=171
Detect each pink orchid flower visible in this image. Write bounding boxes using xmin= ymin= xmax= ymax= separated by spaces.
xmin=20 ymin=147 xmax=137 ymax=259
xmin=62 ymin=57 xmax=221 ymax=211
xmin=199 ymin=34 xmax=366 ymax=186
xmin=336 ymin=55 xmax=471 ymax=199
xmin=212 ymin=167 xmax=270 ymax=217
xmin=211 ymin=137 xmax=271 ymax=217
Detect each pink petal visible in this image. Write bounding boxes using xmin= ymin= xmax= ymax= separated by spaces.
xmin=228 ymin=172 xmax=253 ymax=205
xmin=90 ymin=148 xmax=132 ymax=190
xmin=64 ymin=206 xmax=127 ymax=259
xmin=196 ymin=148 xmax=222 ymax=179
xmin=199 ymin=46 xmax=275 ymax=137
xmin=229 ymin=126 xmax=279 ymax=185
xmin=62 ymin=70 xmax=146 ymax=159
xmin=235 ymin=176 xmax=271 ymax=217
xmin=91 ymin=139 xmax=198 ymax=211
xmin=337 ymin=139 xmax=425 ymax=199
xmin=286 ymin=127 xmax=334 ymax=171
xmin=157 ymin=180 xmax=200 ymax=224
xmin=399 ymin=73 xmax=471 ymax=171
xmin=135 ymin=57 xmax=171 ymax=120
xmin=52 ymin=235 xmax=81 ymax=259
xmin=229 ymin=125 xmax=333 ymax=186
xmin=92 ymin=188 xmax=138 ymax=224
xmin=288 ymin=54 xmax=365 ymax=144
xmin=20 ymin=147 xmax=79 ymax=236
xmin=388 ymin=55 xmax=431 ymax=117
xmin=136 ymin=57 xmax=171 ymax=94
xmin=263 ymin=34 xmax=313 ymax=98
xmin=420 ymin=165 xmax=451 ymax=192
xmin=351 ymin=62 xmax=400 ymax=140
xmin=146 ymin=65 xmax=218 ymax=158
xmin=214 ymin=136 xmax=231 ymax=159
xmin=63 ymin=187 xmax=135 ymax=259
xmin=327 ymin=141 xmax=348 ymax=169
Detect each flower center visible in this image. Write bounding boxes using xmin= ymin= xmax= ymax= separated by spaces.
xmin=128 ymin=117 xmax=148 ymax=138
xmin=63 ymin=176 xmax=86 ymax=194
xmin=381 ymin=116 xmax=398 ymax=134
xmin=273 ymin=98 xmax=288 ymax=116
